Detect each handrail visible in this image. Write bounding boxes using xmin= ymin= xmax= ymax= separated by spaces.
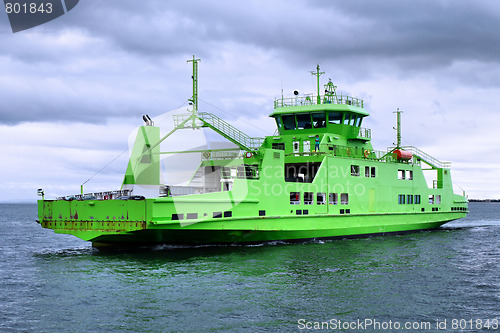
xmin=396 ymin=146 xmax=451 ymax=169
xmin=173 ymin=112 xmax=264 ymax=152
xmin=197 ymin=113 xmax=264 ymax=151
xmin=350 ymin=127 xmax=371 ymax=140
xmin=274 ymin=93 xmax=364 ymax=109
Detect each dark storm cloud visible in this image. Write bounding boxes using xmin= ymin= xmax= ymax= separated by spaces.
xmin=62 ymin=1 xmax=500 ymax=66
xmin=1 ymin=0 xmax=500 ymax=125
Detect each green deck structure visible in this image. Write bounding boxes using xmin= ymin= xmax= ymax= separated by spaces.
xmin=37 ymin=58 xmax=468 ymax=247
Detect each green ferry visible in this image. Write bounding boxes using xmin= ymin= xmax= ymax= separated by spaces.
xmin=37 ymin=58 xmax=468 ymax=247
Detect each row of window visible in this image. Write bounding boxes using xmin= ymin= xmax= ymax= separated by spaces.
xmin=351 ymin=165 xmax=376 ymax=177
xmin=398 ymin=194 xmax=442 ymax=205
xmin=290 ymin=192 xmax=349 ymax=205
xmin=398 ymin=194 xmax=421 ymax=205
xmin=276 ymin=112 xmax=363 ymax=131
xmin=294 ymin=208 xmax=351 ymax=215
xmin=398 ymin=169 xmax=413 ymax=180
xmin=172 ymin=211 xmax=232 ymax=220
xmin=451 ymin=207 xmax=467 ymax=211
xmin=221 ymin=165 xmax=259 ymax=180
xmin=172 ymin=210 xmax=268 ymax=221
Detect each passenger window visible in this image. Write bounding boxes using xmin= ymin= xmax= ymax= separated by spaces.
xmin=290 ymin=192 xmax=301 ymax=205
xmin=304 ymin=192 xmax=314 ymax=205
xmin=351 ymin=165 xmax=360 ymax=176
xmin=329 ymin=193 xmax=338 ymax=205
xmin=317 ymin=193 xmax=326 ymax=205
xmin=341 ymin=193 xmax=349 ymax=205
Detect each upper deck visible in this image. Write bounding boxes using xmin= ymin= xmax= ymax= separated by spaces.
xmin=272 ymin=93 xmax=366 ymax=114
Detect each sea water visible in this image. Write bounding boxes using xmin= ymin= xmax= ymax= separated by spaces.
xmin=0 ymin=203 xmax=498 ymax=332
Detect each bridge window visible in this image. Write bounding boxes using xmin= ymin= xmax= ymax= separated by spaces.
xmin=275 ymin=116 xmax=283 ymax=129
xmin=328 ymin=112 xmax=342 ymax=124
xmin=349 ymin=115 xmax=357 ymax=126
xmin=297 ymin=113 xmax=312 ymax=129
xmin=312 ymin=113 xmax=326 ymax=128
xmin=356 ymin=117 xmax=362 ymax=127
xmin=282 ymin=115 xmax=296 ymax=130
xmin=344 ymin=114 xmax=351 ymax=125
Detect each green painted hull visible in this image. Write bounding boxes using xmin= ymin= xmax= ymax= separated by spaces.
xmin=38 ymin=198 xmax=466 ymax=246
xmin=92 ymin=216 xmax=459 ymax=246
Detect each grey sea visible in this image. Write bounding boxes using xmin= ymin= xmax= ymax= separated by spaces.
xmin=0 ymin=203 xmax=499 ymax=332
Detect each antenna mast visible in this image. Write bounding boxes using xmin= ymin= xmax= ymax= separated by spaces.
xmin=310 ymin=64 xmax=324 ymax=105
xmin=187 ymin=55 xmax=201 ymax=114
xmin=394 ymin=108 xmax=403 ymax=148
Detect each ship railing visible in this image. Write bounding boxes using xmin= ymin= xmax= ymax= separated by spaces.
xmin=321 ymin=144 xmax=397 ymax=162
xmin=173 ymin=112 xmax=264 ymax=152
xmin=349 ymin=127 xmax=371 ymax=140
xmin=274 ymin=94 xmax=364 ymax=109
xmin=57 ymin=189 xmax=133 ymax=201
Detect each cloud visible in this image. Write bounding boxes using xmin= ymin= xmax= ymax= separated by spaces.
xmin=1 ymin=0 xmax=500 ymax=200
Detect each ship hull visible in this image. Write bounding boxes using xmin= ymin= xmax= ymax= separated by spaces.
xmin=38 ymin=199 xmax=466 ymax=246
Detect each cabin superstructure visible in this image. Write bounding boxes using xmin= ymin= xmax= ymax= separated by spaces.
xmin=36 ymin=60 xmax=468 ymax=247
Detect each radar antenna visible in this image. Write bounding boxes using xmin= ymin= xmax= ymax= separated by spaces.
xmin=310 ymin=64 xmax=325 ymax=105
xmin=393 ymin=108 xmax=403 ymax=148
xmin=187 ymin=55 xmax=201 ymax=114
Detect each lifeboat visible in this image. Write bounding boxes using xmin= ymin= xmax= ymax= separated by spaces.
xmin=394 ymin=149 xmax=413 ymax=160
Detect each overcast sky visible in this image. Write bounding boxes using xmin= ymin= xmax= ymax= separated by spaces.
xmin=1 ymin=0 xmax=499 ymax=202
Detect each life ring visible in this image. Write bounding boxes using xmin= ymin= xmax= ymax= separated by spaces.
xmin=363 ymin=149 xmax=370 ymax=158
xmin=245 ymin=152 xmax=253 ymax=158
xmin=346 ymin=148 xmax=352 ymax=156
xmin=203 ymin=151 xmax=211 ymax=158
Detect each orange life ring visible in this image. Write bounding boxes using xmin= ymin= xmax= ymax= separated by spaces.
xmin=346 ymin=148 xmax=352 ymax=156
xmin=363 ymin=149 xmax=369 ymax=158
xmin=203 ymin=151 xmax=211 ymax=158
xmin=245 ymin=152 xmax=253 ymax=158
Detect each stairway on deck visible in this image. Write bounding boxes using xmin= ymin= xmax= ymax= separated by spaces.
xmin=399 ymin=146 xmax=451 ymax=169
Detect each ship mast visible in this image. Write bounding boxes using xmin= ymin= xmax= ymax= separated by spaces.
xmin=394 ymin=108 xmax=403 ymax=148
xmin=187 ymin=55 xmax=200 ymax=114
xmin=310 ymin=64 xmax=324 ymax=105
